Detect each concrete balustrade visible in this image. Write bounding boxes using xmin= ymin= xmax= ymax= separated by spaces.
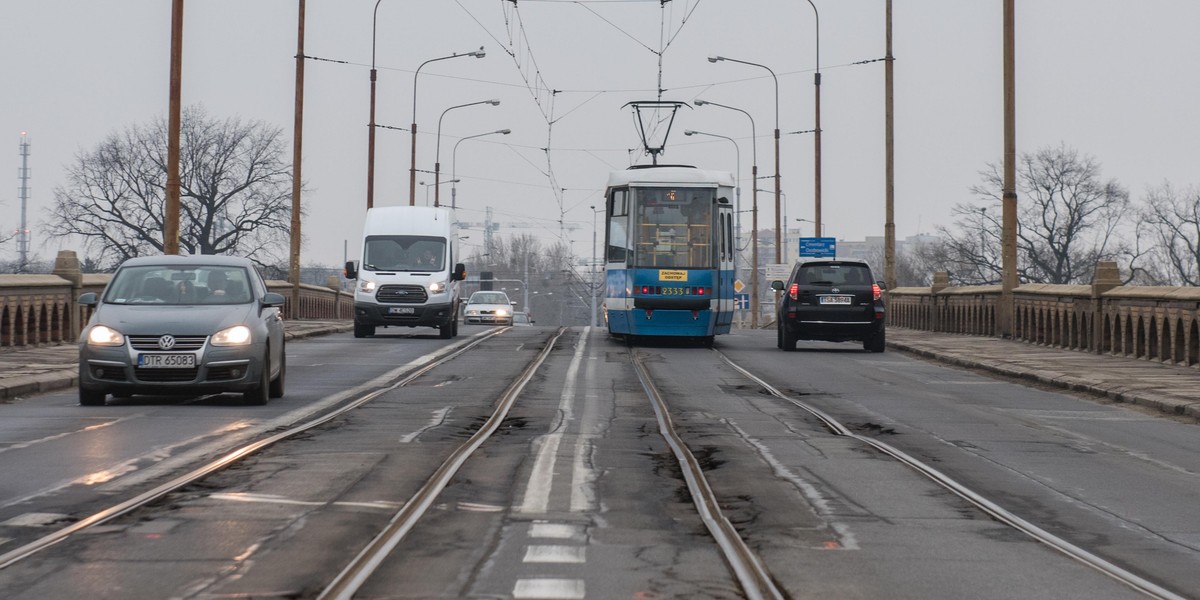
xmin=0 ymin=250 xmax=352 ymax=350
xmin=889 ymin=261 xmax=1200 ymax=368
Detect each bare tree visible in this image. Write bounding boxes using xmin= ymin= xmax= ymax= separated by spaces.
xmin=935 ymin=144 xmax=1130 ymax=285
xmin=46 ymin=106 xmax=296 ymax=269
xmin=1138 ymin=183 xmax=1200 ymax=285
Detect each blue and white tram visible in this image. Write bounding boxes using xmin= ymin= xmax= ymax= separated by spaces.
xmin=601 ymin=165 xmax=737 ymax=343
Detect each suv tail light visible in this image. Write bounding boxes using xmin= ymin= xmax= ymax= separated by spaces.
xmin=788 ymin=283 xmax=799 ymax=301
xmin=872 ymin=283 xmax=882 ymax=301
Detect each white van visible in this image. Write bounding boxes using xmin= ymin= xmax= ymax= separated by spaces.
xmin=344 ymin=206 xmax=466 ymax=339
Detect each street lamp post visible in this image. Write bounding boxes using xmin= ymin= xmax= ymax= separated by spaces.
xmin=452 ymin=128 xmax=511 ymax=210
xmin=589 ymin=205 xmax=602 ymax=328
xmin=419 ymin=179 xmax=459 ymax=206
xmin=366 ymin=0 xmax=385 ymax=209
xmin=708 ymin=56 xmax=780 ymax=266
xmin=804 ymin=0 xmax=823 ymax=238
xmin=435 ymin=100 xmax=500 ymax=208
xmin=694 ymin=98 xmax=761 ymax=328
xmin=410 ymin=47 xmax=485 ymax=206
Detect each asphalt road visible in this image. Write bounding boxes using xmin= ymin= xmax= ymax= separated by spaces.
xmin=0 ymin=325 xmax=1195 ymax=599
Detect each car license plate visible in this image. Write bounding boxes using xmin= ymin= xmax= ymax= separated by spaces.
xmin=819 ymin=295 xmax=853 ymax=305
xmin=388 ymin=307 xmax=415 ymax=314
xmin=138 ymin=353 xmax=196 ymax=368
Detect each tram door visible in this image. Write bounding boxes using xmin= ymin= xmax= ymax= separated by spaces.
xmin=715 ymin=200 xmax=735 ymax=332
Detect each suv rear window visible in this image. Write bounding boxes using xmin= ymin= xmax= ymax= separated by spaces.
xmin=795 ymin=263 xmax=873 ymax=286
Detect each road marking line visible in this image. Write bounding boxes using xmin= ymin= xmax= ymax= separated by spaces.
xmin=513 ymin=578 xmax=585 ymax=599
xmin=529 ymin=522 xmax=581 ymax=539
xmin=517 ymin=329 xmax=588 ymax=514
xmin=523 ymin=544 xmax=586 ymax=563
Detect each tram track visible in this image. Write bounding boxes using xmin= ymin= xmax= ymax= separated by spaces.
xmin=629 ymin=348 xmax=787 ymax=600
xmin=710 ymin=347 xmax=1189 ymax=600
xmin=316 ymin=326 xmax=568 ymax=600
xmin=0 ymin=327 xmax=511 ymax=571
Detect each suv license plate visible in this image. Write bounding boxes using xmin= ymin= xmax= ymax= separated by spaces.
xmin=819 ymin=295 xmax=853 ymax=305
xmin=139 ymin=354 xmax=196 ymax=368
xmin=389 ymin=307 xmax=415 ymax=314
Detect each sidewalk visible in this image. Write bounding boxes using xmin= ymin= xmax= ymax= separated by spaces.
xmin=887 ymin=327 xmax=1200 ymax=420
xmin=0 ymin=320 xmax=352 ymax=401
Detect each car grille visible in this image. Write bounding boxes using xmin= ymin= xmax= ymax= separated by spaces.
xmin=377 ymin=285 xmax=428 ymax=304
xmin=128 ymin=335 xmax=208 ymax=351
xmin=134 ymin=368 xmax=199 ymax=383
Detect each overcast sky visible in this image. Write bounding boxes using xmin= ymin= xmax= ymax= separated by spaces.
xmin=4 ymin=1 xmax=1199 ymax=268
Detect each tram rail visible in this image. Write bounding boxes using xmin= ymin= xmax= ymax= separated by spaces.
xmin=0 ymin=327 xmax=510 ymax=571
xmin=710 ymin=348 xmax=1188 ymax=600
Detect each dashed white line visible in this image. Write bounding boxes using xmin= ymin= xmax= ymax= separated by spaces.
xmin=513 ymin=578 xmax=586 ymax=599
xmin=523 ymin=544 xmax=586 ymax=564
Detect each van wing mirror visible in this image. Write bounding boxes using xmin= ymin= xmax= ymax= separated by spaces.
xmin=78 ymin=292 xmax=99 ymax=307
xmin=769 ymin=280 xmax=784 ymax=291
xmin=453 ymin=263 xmax=467 ymax=281
xmin=344 ymin=260 xmax=358 ymax=280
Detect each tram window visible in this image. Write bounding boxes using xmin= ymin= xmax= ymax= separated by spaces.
xmin=632 ymin=187 xmax=714 ymax=268
xmin=607 ymin=189 xmax=630 ymax=262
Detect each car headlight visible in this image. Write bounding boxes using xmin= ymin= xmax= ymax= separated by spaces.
xmin=429 ymin=280 xmax=447 ymax=293
xmin=87 ymin=325 xmax=125 ymax=347
xmin=496 ymin=308 xmax=509 ymax=317
xmin=212 ymin=325 xmax=252 ymax=346
xmin=359 ymin=280 xmax=377 ymax=293
xmin=466 ymin=309 xmax=479 ymax=316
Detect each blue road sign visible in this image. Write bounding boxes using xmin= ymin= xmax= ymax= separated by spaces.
xmin=734 ymin=293 xmax=750 ymax=309
xmin=799 ymin=237 xmax=836 ymax=258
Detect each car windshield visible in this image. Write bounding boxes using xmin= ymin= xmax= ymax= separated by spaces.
xmin=469 ymin=292 xmax=509 ymax=305
xmin=363 ymin=235 xmax=446 ymax=272
xmin=104 ymin=265 xmax=254 ymax=305
xmin=513 ymin=312 xmax=530 ymax=324
xmin=796 ymin=264 xmax=873 ymax=286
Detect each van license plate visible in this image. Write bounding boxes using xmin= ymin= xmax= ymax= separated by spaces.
xmin=389 ymin=307 xmax=415 ymax=314
xmin=819 ymin=295 xmax=853 ymax=305
xmin=139 ymin=354 xmax=195 ymax=368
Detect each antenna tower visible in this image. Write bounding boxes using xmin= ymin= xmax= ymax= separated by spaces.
xmin=17 ymin=133 xmax=31 ymax=272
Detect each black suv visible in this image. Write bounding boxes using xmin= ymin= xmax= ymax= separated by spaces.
xmin=770 ymin=258 xmax=886 ymax=352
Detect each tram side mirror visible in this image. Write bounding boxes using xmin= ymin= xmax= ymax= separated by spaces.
xmin=769 ymin=280 xmax=785 ymax=291
xmin=344 ymin=260 xmax=358 ymax=280
xmin=452 ymin=263 xmax=467 ymax=281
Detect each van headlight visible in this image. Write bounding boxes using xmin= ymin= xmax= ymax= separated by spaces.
xmin=359 ymin=280 xmax=377 ymax=293
xmin=87 ymin=325 xmax=125 ymax=347
xmin=429 ymin=280 xmax=448 ymax=293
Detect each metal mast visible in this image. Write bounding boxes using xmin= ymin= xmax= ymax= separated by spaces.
xmin=17 ymin=133 xmax=31 ymax=272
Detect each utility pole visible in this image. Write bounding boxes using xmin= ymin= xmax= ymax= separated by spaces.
xmin=884 ymin=0 xmax=896 ymax=290
xmin=1000 ymin=0 xmax=1018 ymax=337
xmin=164 ymin=0 xmax=184 ymax=255
xmin=290 ymin=0 xmax=306 ymax=312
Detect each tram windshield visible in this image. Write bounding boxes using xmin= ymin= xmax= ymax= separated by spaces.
xmin=631 ymin=187 xmax=714 ymax=268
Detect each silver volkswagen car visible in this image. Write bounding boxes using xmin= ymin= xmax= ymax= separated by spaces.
xmin=77 ymin=255 xmax=286 ymax=406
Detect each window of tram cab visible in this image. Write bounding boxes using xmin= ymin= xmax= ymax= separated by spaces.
xmin=606 ymin=188 xmax=630 ymax=262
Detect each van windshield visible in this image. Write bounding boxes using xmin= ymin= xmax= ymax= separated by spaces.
xmin=363 ymin=236 xmax=446 ymax=272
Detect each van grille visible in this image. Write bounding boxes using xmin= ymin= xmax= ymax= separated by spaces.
xmin=377 ymin=285 xmax=428 ymax=304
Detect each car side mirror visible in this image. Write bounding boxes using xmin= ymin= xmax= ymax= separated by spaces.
xmin=876 ymin=280 xmax=887 ymax=290
xmin=78 ymin=292 xmax=99 ymax=307
xmin=261 ymin=292 xmax=286 ymax=307
xmin=452 ymin=263 xmax=467 ymax=281
xmin=769 ymin=280 xmax=784 ymax=291
xmin=344 ymin=260 xmax=358 ymax=280
xmin=511 ymin=301 xmax=517 ymax=306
